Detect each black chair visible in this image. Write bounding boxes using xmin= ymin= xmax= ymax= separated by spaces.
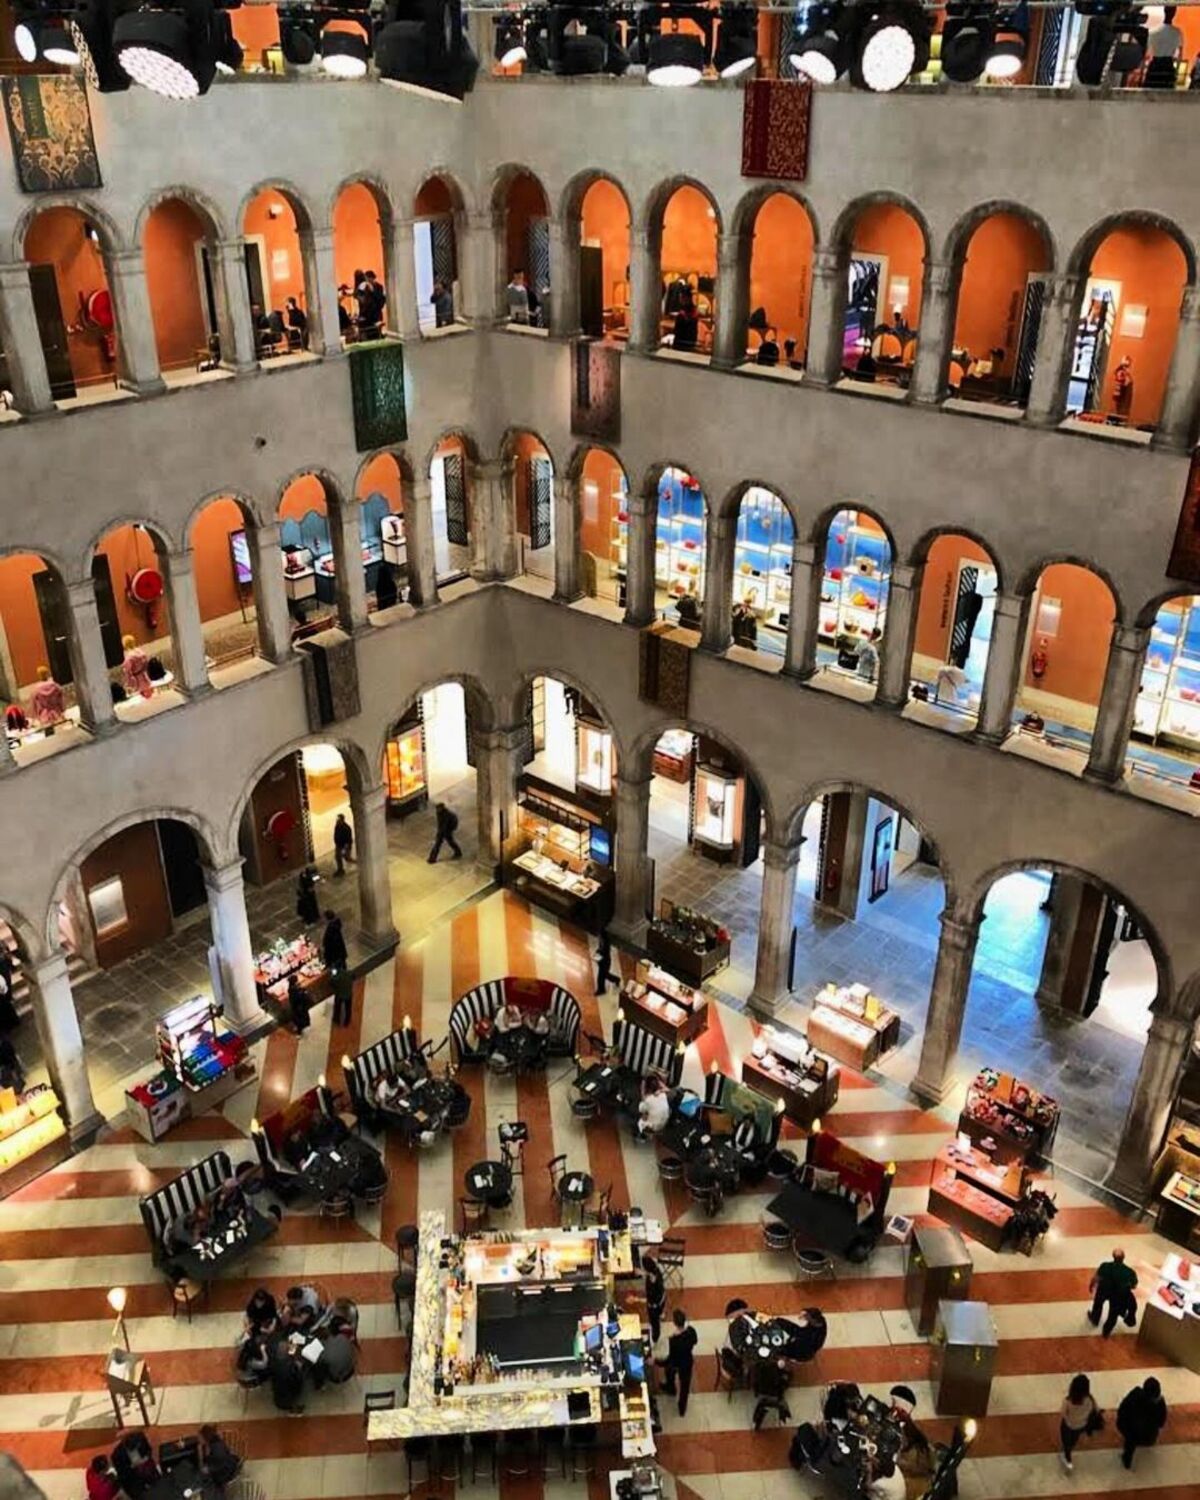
xmin=659 ymin=1236 xmax=686 ymax=1286
xmin=434 ymin=1434 xmax=463 ymax=1483
xmin=498 ymin=1431 xmax=533 ymax=1479
xmin=714 ymin=1345 xmax=744 ymax=1399
xmin=570 ymin=1096 xmax=599 ymax=1121
xmin=396 ymin=1223 xmax=419 ymax=1268
xmin=404 ymin=1436 xmax=433 ymax=1490
xmin=445 ymin=1084 xmax=472 ymax=1131
xmin=465 ymin=1431 xmax=496 ymax=1483
xmin=547 ymin=1154 xmax=567 ymax=1202
xmin=564 ymin=1424 xmax=596 ymax=1479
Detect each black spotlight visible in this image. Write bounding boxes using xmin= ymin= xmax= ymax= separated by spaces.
xmin=279 ymin=5 xmax=318 ymax=63
xmin=714 ymin=2 xmax=757 ymax=77
xmin=985 ymin=0 xmax=1028 ymax=77
xmin=940 ymin=1 xmax=993 ymax=82
xmin=214 ymin=8 xmax=243 ymax=71
xmin=12 ymin=3 xmax=42 ymax=62
xmin=1075 ymin=3 xmax=1147 ymax=85
xmin=375 ymin=0 xmax=479 ymax=101
xmin=644 ymin=5 xmax=712 ymax=87
xmin=494 ymin=11 xmax=527 ymax=65
xmin=113 ymin=0 xmax=220 ymax=100
xmin=851 ymin=2 xmax=930 ymax=92
xmin=321 ymin=20 xmax=371 ymax=76
xmin=548 ymin=3 xmax=607 ymax=75
xmin=604 ymin=8 xmax=630 ymax=73
xmin=40 ymin=17 xmax=82 ymax=63
xmin=789 ymin=0 xmax=852 ymax=83
xmin=68 ymin=0 xmax=133 ymax=90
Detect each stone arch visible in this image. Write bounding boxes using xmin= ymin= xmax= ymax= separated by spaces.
xmin=714 ymin=477 xmax=802 ymax=533
xmin=326 ymin=171 xmax=395 ymax=231
xmin=1068 ymin=211 xmax=1197 ymax=287
xmin=134 ymin=185 xmax=227 ymax=246
xmin=809 ymin=499 xmax=898 ymax=558
xmin=827 ymin=190 xmax=932 ymax=265
xmin=13 ymin=195 xmax=125 ymax=261
xmin=414 ymin=168 xmax=471 ymax=217
xmin=79 ymin=516 xmax=176 ymax=584
xmin=638 ymin=458 xmax=711 ymax=505
xmin=1014 ymin=554 xmax=1124 ymax=625
xmin=941 ymin=199 xmax=1056 ymax=273
xmin=237 ymin=179 xmax=316 ymax=234
xmin=910 ymin=525 xmax=1005 ymax=593
xmin=1136 ymin=585 xmax=1200 ymax=631
xmin=629 ymin=715 xmax=779 ymax=841
xmin=225 ymin=730 xmax=375 ymax=858
xmin=0 ymin=900 xmax=47 ymax=965
xmin=0 ymin=539 xmax=73 ymax=581
xmin=730 ymin=182 xmax=821 ymax=248
xmin=489 ymin=163 xmax=551 ymax=222
xmin=376 ymin=671 xmax=497 ymax=768
xmin=183 ymin=489 xmax=267 ymax=546
xmin=564 ymin=440 xmax=627 ymax=488
xmin=641 ymin=175 xmax=724 ymax=242
xmin=1174 ymin=971 xmax=1200 ymax=1026
xmin=499 ymin=425 xmax=558 ymax=472
xmin=499 ymin=665 xmax=628 ymax=762
xmin=560 ymin=168 xmax=633 ymax=226
xmin=275 ymin=466 xmax=349 ymax=516
xmin=353 ymin=446 xmax=415 ymax=497
xmin=421 ymin=427 xmax=483 ymax=478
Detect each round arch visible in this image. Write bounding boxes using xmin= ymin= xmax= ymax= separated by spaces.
xmin=565 ymin=441 xmax=627 ymax=488
xmin=375 ymin=671 xmax=498 ymax=771
xmin=422 ymin=427 xmax=483 ymax=478
xmin=1068 ymin=211 xmax=1198 ymax=287
xmin=79 ymin=516 xmax=176 ymax=584
xmin=354 ymin=446 xmax=415 ymax=496
xmin=499 ymin=425 xmax=557 ymax=471
xmin=942 ymin=200 xmax=1056 ymax=273
xmin=237 ymin=179 xmax=315 ymax=235
xmin=326 ymin=172 xmax=395 ymax=232
xmin=224 ymin=730 xmax=375 ymax=859
xmin=134 ymin=185 xmax=227 ymax=247
xmin=14 ymin=195 xmax=125 ymax=261
xmin=276 ymin=466 xmax=350 ymax=516
xmin=560 ymin=168 xmax=633 ymax=226
xmin=637 ymin=458 xmax=712 ymax=505
xmin=183 ymin=490 xmax=266 ymax=547
xmin=0 ymin=540 xmax=73 ymax=583
xmin=0 ymin=901 xmax=47 ymax=965
xmin=629 ymin=715 xmax=778 ymax=840
xmin=828 ymin=191 xmax=932 ymax=266
xmin=1136 ymin=585 xmax=1200 ymax=631
xmin=641 ymin=175 xmax=724 ymax=241
xmin=809 ymin=499 xmax=898 ymax=557
xmin=715 ymin=477 xmax=802 ymax=532
xmin=1014 ymin=554 xmax=1124 ymax=624
xmin=498 ymin=665 xmax=628 ymax=761
xmin=414 ymin=168 xmax=471 ymax=217
xmin=730 ymin=182 xmax=820 ymax=248
xmin=910 ymin=525 xmax=1005 ymax=592
xmin=489 ymin=163 xmax=551 ymax=217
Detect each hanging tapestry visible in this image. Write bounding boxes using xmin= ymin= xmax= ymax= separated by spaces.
xmin=348 ymin=340 xmax=407 ymax=452
xmin=2 ymin=74 xmax=101 ymax=192
xmin=571 ymin=339 xmax=621 ymax=442
xmin=444 ymin=452 xmax=468 ymax=546
xmin=529 ymin=457 xmax=552 ymax=550
xmin=741 ymin=79 xmax=811 ymax=182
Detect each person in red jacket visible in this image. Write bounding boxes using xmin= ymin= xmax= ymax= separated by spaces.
xmin=86 ymin=1456 xmax=120 ymax=1500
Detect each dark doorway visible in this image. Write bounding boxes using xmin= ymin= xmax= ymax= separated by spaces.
xmin=28 ymin=262 xmax=75 ymax=401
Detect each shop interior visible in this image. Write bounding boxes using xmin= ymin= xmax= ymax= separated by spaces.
xmin=499 ymin=169 xmax=551 ymax=328
xmin=578 ymin=176 xmax=631 ymax=341
xmin=278 ymin=469 xmax=405 ymax=629
xmin=652 ymin=465 xmax=707 ymax=622
xmin=910 ymin=532 xmax=1000 ymax=715
xmin=242 ymin=185 xmax=311 ymax=358
xmin=508 ymin=430 xmax=556 ymax=582
xmin=23 ymin=204 xmax=120 ymax=403
xmin=948 ymin=209 xmax=1051 ymax=408
xmin=578 ymin=445 xmax=629 ymax=607
xmin=430 ymin=434 xmax=474 ymax=581
xmin=815 ymin=508 xmax=893 ymax=687
xmin=1011 ymin=561 xmax=1116 ymax=752
xmin=332 ymin=179 xmax=389 ymax=340
xmin=745 ymin=190 xmax=814 ymax=368
xmin=414 ymin=174 xmax=463 ymax=333
xmin=656 ymin=182 xmax=717 ymax=357
xmin=143 ymin=194 xmax=222 ymax=378
xmin=841 ymin=200 xmax=925 ymax=385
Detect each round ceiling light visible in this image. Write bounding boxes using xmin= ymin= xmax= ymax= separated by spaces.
xmin=321 ymin=28 xmax=369 ymax=79
xmin=984 ymin=33 xmax=1025 ymax=78
xmin=14 ymin=20 xmax=40 ymax=61
xmin=114 ymin=9 xmax=202 ymax=100
xmin=646 ymin=31 xmax=706 ymax=87
xmin=855 ymin=9 xmax=921 ymax=93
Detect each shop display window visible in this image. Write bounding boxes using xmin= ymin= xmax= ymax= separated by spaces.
xmin=385 ymin=724 xmax=427 ymax=805
xmin=819 ymin=509 xmax=892 ymax=644
xmin=519 ymin=802 xmax=590 ymax=865
xmin=734 ymin=488 xmax=794 ymax=630
xmin=87 ymin=876 xmax=128 ymax=936
xmin=694 ymin=765 xmax=738 ymax=852
xmin=1137 ymin=600 xmax=1200 ymax=747
xmin=576 ymin=718 xmax=614 ymax=796
xmin=655 ymin=468 xmax=705 ymax=598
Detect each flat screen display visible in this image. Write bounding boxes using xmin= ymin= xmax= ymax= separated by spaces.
xmin=589 ymin=826 xmax=612 ymax=867
xmin=230 ymin=528 xmax=253 ymax=586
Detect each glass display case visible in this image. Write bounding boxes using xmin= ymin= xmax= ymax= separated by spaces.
xmin=693 ymin=764 xmax=738 ymax=853
xmin=576 ymin=716 xmax=614 ymax=796
xmin=818 ymin=508 xmax=892 ymax=646
xmin=385 ymin=716 xmax=428 ymax=814
xmin=733 ymin=487 xmax=794 ymax=636
xmin=654 ymin=467 xmax=706 ymax=601
xmin=1136 ymin=599 xmax=1200 ymax=749
xmin=156 ymin=995 xmax=246 ymax=1092
xmin=380 ymin=512 xmax=407 ymax=568
xmin=653 ymin=727 xmax=694 ymax=783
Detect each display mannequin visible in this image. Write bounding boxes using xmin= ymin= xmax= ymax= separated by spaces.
xmin=29 ymin=666 xmax=65 ymax=731
xmin=121 ymin=635 xmax=154 ymax=699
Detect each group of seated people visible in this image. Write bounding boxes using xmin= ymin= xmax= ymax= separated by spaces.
xmin=161 ymin=1164 xmax=256 ymax=1259
xmin=484 ymin=998 xmax=551 ymax=1068
xmin=88 ymin=1425 xmax=240 ymax=1500
xmin=719 ymin=1299 xmax=831 ymax=1430
xmin=789 ymin=1380 xmax=931 ymax=1497
xmin=237 ymin=1283 xmax=359 ymax=1412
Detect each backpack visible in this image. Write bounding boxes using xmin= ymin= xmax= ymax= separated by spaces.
xmin=444 ymin=809 xmax=459 ymax=833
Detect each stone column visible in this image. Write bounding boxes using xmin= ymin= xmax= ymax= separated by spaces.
xmin=911 ymin=911 xmax=982 ymax=1105
xmin=547 ymin=216 xmax=580 ymax=340
xmin=975 ymin=591 xmax=1026 ymax=745
xmin=1110 ymin=1010 xmax=1194 ymax=1205
xmin=461 ymin=211 xmax=501 ymax=328
xmin=554 ymin=475 xmax=583 ymax=603
xmin=1153 ymin=287 xmax=1200 ymax=452
xmin=749 ymin=840 xmax=801 ymax=1016
xmin=328 ymin=501 xmax=370 ymax=633
xmin=203 ymin=859 xmax=266 ymax=1033
xmin=627 ymin=229 xmax=661 ymax=355
xmin=623 ymin=490 xmax=658 ymax=627
xmin=298 ymin=226 xmax=343 ymax=358
xmin=876 ymin=564 xmax=920 ymax=709
xmin=909 ymin=261 xmax=957 ymax=407
xmin=1026 ymin=274 xmax=1080 ymax=428
xmin=103 ymin=249 xmax=166 ymax=395
xmin=162 ymin=550 xmax=210 ymax=695
xmin=0 ymin=726 xmax=15 ymax=776
xmin=784 ymin=540 xmax=821 ymax=680
xmin=475 ymin=724 xmax=525 ymax=869
xmin=700 ymin=512 xmax=736 ymax=652
xmin=803 ymin=246 xmax=845 ymax=386
xmin=212 ymin=238 xmax=258 ymax=373
xmin=404 ymin=476 xmax=439 ymax=609
xmin=386 ymin=216 xmax=421 ymax=341
xmin=350 ymin=782 xmax=397 ymax=945
xmin=28 ymin=952 xmax=102 ymax=1139
xmin=247 ymin=522 xmax=293 ymax=664
xmin=1083 ymin=625 xmax=1149 ymax=784
xmin=471 ymin=459 xmax=519 ymax=581
xmin=0 ymin=262 xmax=55 ymax=414
xmin=1035 ymin=875 xmax=1107 ymax=1015
xmin=711 ymin=233 xmax=749 ymax=371
xmin=65 ymin=579 xmax=117 ymax=736
xmin=612 ymin=774 xmax=654 ymax=945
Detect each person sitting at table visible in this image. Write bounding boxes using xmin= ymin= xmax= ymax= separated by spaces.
xmin=751 ymin=1356 xmax=792 ymax=1430
xmin=325 ymin=1297 xmax=359 ymax=1339
xmin=373 ymin=1069 xmax=408 ymax=1111
xmin=637 ymin=1074 xmax=672 ymax=1139
xmin=822 ymin=1380 xmax=862 ymax=1435
xmin=111 ymin=1434 xmax=159 ymax=1500
xmin=199 ymin=1425 xmax=242 ymax=1488
xmin=866 ymin=1456 xmax=906 ymax=1500
xmin=313 ymin=1328 xmax=356 ymax=1389
xmin=245 ymin=1287 xmax=277 ymax=1333
xmin=236 ymin=1331 xmax=271 ymax=1384
xmin=352 ymin=1146 xmax=388 ymax=1197
xmin=86 ymin=1455 xmax=120 ymax=1500
xmin=494 ymin=999 xmax=524 ymax=1034
xmin=282 ymin=1283 xmax=321 ymax=1329
xmin=789 ymin=1307 xmax=829 ymax=1362
xmin=888 ymin=1384 xmax=931 ymax=1470
xmin=269 ymin=1340 xmax=306 ymax=1414
xmin=212 ymin=1176 xmax=247 ymax=1227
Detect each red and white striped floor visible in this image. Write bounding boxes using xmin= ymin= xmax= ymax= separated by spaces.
xmin=1 ymin=891 xmax=1195 ymax=1500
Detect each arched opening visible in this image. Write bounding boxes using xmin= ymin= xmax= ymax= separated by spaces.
xmin=189 ymin=495 xmax=271 ymax=673
xmin=816 ymin=508 xmax=893 ymax=695
xmin=143 ymin=196 xmax=221 ymax=380
xmin=1130 ymin=593 xmax=1200 ymax=786
xmin=840 ymin=201 xmax=925 ymax=384
xmin=960 ymin=866 xmax=1160 ymax=1178
xmin=578 ymin=447 xmax=629 ymax=609
xmin=91 ymin=523 xmax=183 ymax=722
xmin=652 ymin=466 xmax=707 ymax=627
xmin=507 ymin=431 xmax=555 ymax=582
xmin=746 ymin=193 xmax=815 ymax=369
xmin=730 ymin=486 xmax=795 ymax=659
xmin=500 ymin=170 xmax=551 ymax=328
xmin=242 ymin=186 xmax=311 ymax=360
xmin=911 ymin=533 xmax=1001 ymax=720
xmin=579 ymin=178 xmax=631 ymax=342
xmin=1016 ymin=563 xmax=1116 ymax=751
xmin=356 ymin=453 xmax=408 ymax=614
xmin=1068 ymin=220 xmax=1190 ymax=433
xmin=430 ymin=435 xmax=474 ymax=584
xmin=0 ymin=551 xmax=85 ymax=757
xmin=278 ymin=473 xmax=340 ymax=635
xmin=657 ymin=184 xmax=718 ymax=359
xmin=332 ymin=181 xmax=389 ymax=342
xmin=414 ymin=175 xmax=463 ymax=333
xmin=949 ymin=211 xmax=1052 ymax=408
xmin=23 ymin=206 xmax=118 ymax=401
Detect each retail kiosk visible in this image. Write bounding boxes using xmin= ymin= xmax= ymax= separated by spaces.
xmin=806 ymin=981 xmax=900 ymax=1071
xmin=507 ymin=771 xmax=615 ymax=932
xmin=618 ymin=961 xmax=709 ymax=1047
xmin=646 ymin=900 xmax=730 ymax=986
xmin=1138 ymin=1252 xmax=1200 ymax=1374
xmin=744 ymin=1026 xmax=839 ymax=1129
xmin=126 ymin=995 xmax=256 ymax=1142
xmin=384 ymin=702 xmax=429 ymax=816
xmin=927 ymin=1140 xmax=1029 ymax=1252
xmin=957 ymin=1068 xmax=1060 ymax=1163
xmin=253 ymin=936 xmax=327 ymax=1010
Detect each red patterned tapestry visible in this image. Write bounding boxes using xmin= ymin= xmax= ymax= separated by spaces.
xmin=741 ymin=79 xmax=811 ymax=182
xmin=1167 ymin=448 xmax=1200 ymax=585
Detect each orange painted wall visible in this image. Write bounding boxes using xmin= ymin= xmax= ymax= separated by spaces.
xmin=333 ymin=183 xmax=386 ymax=316
xmin=143 ymin=198 xmax=210 ymax=373
xmin=581 ymin=180 xmax=631 ymax=310
xmin=852 ymin=203 xmax=925 ymax=329
xmin=580 ymin=450 xmax=627 ymax=559
xmin=1090 ymin=225 xmax=1188 ymax=428
xmin=953 ymin=213 xmax=1050 ymax=366
xmin=749 ymin=194 xmax=815 ymax=356
xmin=661 ymin=186 xmax=717 ymax=278
xmin=504 ymin=173 xmax=549 ymax=281
xmin=230 ymin=2 xmax=280 ymax=63
xmin=24 ymin=207 xmax=114 ymax=388
xmin=0 ymin=554 xmax=55 ymax=688
xmin=191 ymin=498 xmax=250 ymax=624
xmin=243 ymin=191 xmax=305 ymax=315
xmin=914 ymin=535 xmax=994 ymax=661
xmin=96 ymin=526 xmax=171 ymax=648
xmin=415 ymin=177 xmax=455 ymax=217
xmin=356 ymin=453 xmax=403 ymax=509
xmin=1023 ymin=564 xmax=1115 ymax=706
xmin=511 ymin=433 xmax=549 ymax=537
xmin=279 ymin=473 xmax=327 ymax=522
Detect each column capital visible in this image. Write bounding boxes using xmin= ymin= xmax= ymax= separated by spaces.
xmin=626 ymin=489 xmax=656 ymax=519
xmin=924 ymin=260 xmax=956 ymax=296
xmin=812 ymin=245 xmax=841 ymax=279
xmin=717 ymin=233 xmax=742 ymax=268
xmin=466 ymin=210 xmax=500 ymax=234
xmin=890 ymin=563 xmax=919 ymax=592
xmin=29 ymin=950 xmax=71 ymax=988
xmin=1111 ymin=623 xmax=1150 ymax=656
xmin=937 ymin=909 xmax=980 ymax=951
xmin=616 ymin=771 xmax=654 ymax=796
xmin=66 ymin=577 xmax=98 ymax=610
xmin=709 ymin=511 xmax=737 ymax=542
xmin=992 ymin=590 xmax=1024 ymax=621
xmin=165 ymin=547 xmax=196 ymax=574
xmin=408 ymin=476 xmax=432 ymax=501
xmin=762 ymin=839 xmax=803 ymax=873
xmin=300 ymin=224 xmax=336 ymax=252
xmin=630 ymin=228 xmax=651 ymax=253
xmin=105 ymin=247 xmax=150 ymax=275
xmin=360 ymin=781 xmax=389 ymax=817
xmin=203 ymin=857 xmax=246 ymax=895
xmin=790 ymin=538 xmax=819 ymax=568
xmin=1148 ymin=1009 xmax=1196 ymax=1048
xmin=1048 ymin=273 xmax=1081 ymax=310
xmin=253 ymin=520 xmax=282 ymax=548
xmin=0 ymin=260 xmax=33 ymax=288
xmin=476 ymin=722 xmax=528 ymax=753
xmin=1179 ymin=284 xmax=1200 ymax=324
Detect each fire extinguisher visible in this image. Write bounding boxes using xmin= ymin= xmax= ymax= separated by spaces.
xmin=823 ymin=856 xmax=841 ymax=897
xmin=1030 ymin=638 xmax=1049 ymax=682
xmin=265 ymin=808 xmax=297 ymax=862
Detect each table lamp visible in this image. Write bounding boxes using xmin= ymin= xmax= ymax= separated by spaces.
xmin=107 ymin=1286 xmax=130 ymax=1352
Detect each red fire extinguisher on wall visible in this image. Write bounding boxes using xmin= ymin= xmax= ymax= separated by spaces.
xmin=823 ymin=856 xmax=841 ymax=899
xmin=1030 ymin=637 xmax=1049 ymax=682
xmin=265 ymin=808 xmax=297 ymax=862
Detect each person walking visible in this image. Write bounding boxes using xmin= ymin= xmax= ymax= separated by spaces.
xmin=333 ymin=812 xmax=354 ymax=877
xmin=1116 ymin=1376 xmax=1167 ymax=1470
xmin=322 ymin=911 xmax=348 ymax=973
xmin=427 ymin=801 xmax=462 ymax=863
xmin=595 ymin=926 xmax=614 ymax=995
xmin=1058 ymin=1373 xmax=1100 ymax=1474
xmin=287 ymin=973 xmax=311 ymax=1035
xmin=1088 ymin=1247 xmax=1138 ymax=1337
xmin=657 ymin=1307 xmax=698 ymax=1416
xmin=331 ymin=964 xmax=354 ymax=1029
xmin=643 ymin=1253 xmax=666 ymax=1345
xmin=296 ymin=866 xmax=320 ymax=926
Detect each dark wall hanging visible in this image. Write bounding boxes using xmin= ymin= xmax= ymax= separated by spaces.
xmin=2 ymin=74 xmax=101 ymax=193
xmin=571 ymin=339 xmax=621 ymax=443
xmin=348 ymin=339 xmax=407 ymax=452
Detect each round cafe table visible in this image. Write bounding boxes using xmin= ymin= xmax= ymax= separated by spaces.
xmin=729 ymin=1310 xmax=792 ymax=1365
xmin=465 ymin=1159 xmax=513 ymax=1206
xmin=558 ymin=1169 xmax=594 ymax=1226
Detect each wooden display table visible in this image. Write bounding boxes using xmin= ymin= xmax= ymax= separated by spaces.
xmin=933 ymin=1143 xmax=1027 ymax=1206
xmin=1156 ymin=1171 xmax=1200 ymax=1251
xmin=1138 ymin=1254 xmax=1200 ymax=1374
xmin=905 ymin=1224 xmax=973 ymax=1336
xmin=958 ymin=1069 xmax=1059 ymax=1164
xmin=619 ymin=963 xmax=708 ymax=1047
xmin=742 ymin=1050 xmax=838 ymax=1130
xmin=927 ymin=1175 xmax=1012 ymax=1253
xmin=806 ymin=982 xmax=900 ymax=1071
xmin=931 ymin=1300 xmax=997 ymax=1417
xmin=646 ymin=924 xmax=729 ymax=986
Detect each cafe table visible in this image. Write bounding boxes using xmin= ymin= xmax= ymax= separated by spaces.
xmin=465 ymin=1159 xmax=513 ymax=1205
xmin=559 ymin=1169 xmax=595 ymax=1226
xmin=297 ymin=1136 xmax=382 ymax=1200
xmin=145 ymin=1462 xmax=216 ymax=1500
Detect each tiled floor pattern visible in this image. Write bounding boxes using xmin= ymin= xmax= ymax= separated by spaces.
xmin=1 ymin=890 xmax=1195 ymax=1500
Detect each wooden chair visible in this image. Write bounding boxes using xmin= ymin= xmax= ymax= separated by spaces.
xmin=714 ymin=1345 xmax=744 ymax=1399
xmin=547 ymin=1154 xmax=567 ymax=1202
xmin=168 ymin=1273 xmax=207 ymax=1323
xmin=499 ymin=1123 xmax=526 ymax=1176
xmin=582 ymin=1182 xmax=612 ymax=1226
xmin=319 ymin=1192 xmax=354 ymax=1220
xmin=460 ymin=1196 xmax=490 ymax=1234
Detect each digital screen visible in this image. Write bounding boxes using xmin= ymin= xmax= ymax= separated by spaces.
xmin=230 ymin=528 xmax=253 ymax=586
xmin=584 ymin=1324 xmax=604 ymax=1354
xmin=624 ymin=1349 xmax=645 ymax=1382
xmin=589 ymin=826 xmax=612 ymax=867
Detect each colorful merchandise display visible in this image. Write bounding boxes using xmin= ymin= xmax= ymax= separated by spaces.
xmin=0 ymin=1082 xmax=65 ymax=1178
xmin=156 ymin=994 xmax=247 ymax=1090
xmin=958 ymin=1068 xmax=1060 ymax=1162
xmin=733 ymin=486 xmax=794 ymax=634
xmin=253 ymin=936 xmax=324 ymax=1005
xmin=1134 ymin=598 xmax=1200 ymax=748
xmin=818 ymin=508 xmax=892 ymax=646
xmin=654 ymin=467 xmax=706 ymax=599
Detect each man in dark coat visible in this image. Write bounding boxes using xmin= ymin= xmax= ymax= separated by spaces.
xmin=296 ymin=867 xmax=320 ymax=926
xmin=657 ymin=1307 xmax=698 ymax=1416
xmin=333 ymin=813 xmax=354 ymax=877
xmin=322 ymin=911 xmax=348 ymax=973
xmin=1117 ymin=1377 xmax=1167 ymax=1470
xmin=427 ymin=802 xmax=462 ymax=862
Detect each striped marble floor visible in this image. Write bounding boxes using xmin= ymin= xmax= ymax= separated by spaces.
xmin=0 ymin=891 xmax=1195 ymax=1500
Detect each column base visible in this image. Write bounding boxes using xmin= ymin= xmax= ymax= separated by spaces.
xmin=608 ymin=916 xmax=648 ymax=951
xmin=781 ymin=663 xmax=818 ymax=683
xmin=68 ymin=1109 xmax=106 ymax=1145
xmin=746 ymin=989 xmax=783 ymax=1019
xmin=1105 ymin=1164 xmax=1152 ymax=1211
xmin=182 ymin=681 xmax=214 ymax=701
xmin=553 ymin=589 xmax=586 ymax=607
xmin=1149 ymin=430 xmax=1190 ymax=455
xmin=221 ymin=359 xmax=259 ymax=377
xmin=623 ymin=610 xmax=656 ymax=630
xmin=972 ymin=726 xmax=1011 ymax=748
xmin=910 ymin=1073 xmax=951 ymax=1107
xmin=227 ymin=1005 xmax=271 ymax=1039
xmin=84 ymin=717 xmax=122 ymax=740
xmin=361 ymin=926 xmax=401 ymax=954
xmin=1082 ymin=764 xmax=1124 ymax=788
xmin=119 ymin=377 xmax=167 ymax=398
